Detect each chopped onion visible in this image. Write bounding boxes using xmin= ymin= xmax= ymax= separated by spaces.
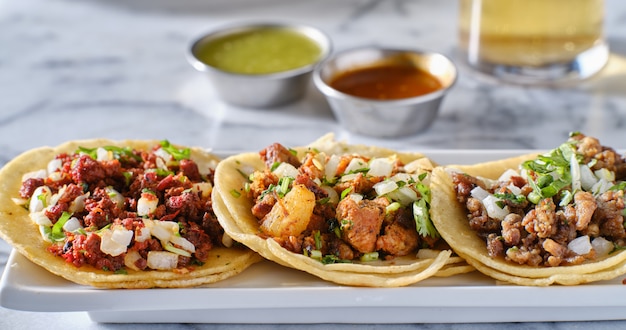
xmin=388 ymin=186 xmax=418 ymax=205
xmin=506 ymin=184 xmax=522 ymax=196
xmin=320 ymin=185 xmax=339 ymax=205
xmin=49 ymin=187 xmax=62 ymax=207
xmin=105 ymin=186 xmax=124 ymax=208
xmin=147 ymin=222 xmax=174 ymax=241
xmin=39 ymin=225 xmax=52 ymax=242
xmin=591 ymin=237 xmax=614 ymax=258
xmin=470 ymin=186 xmax=490 ymax=201
xmin=340 ymin=173 xmax=358 ymax=182
xmin=343 ymin=158 xmax=368 ymax=174
xmin=155 ymin=156 xmax=167 ymax=171
xmin=124 ymin=250 xmax=143 ymax=271
xmin=170 ymin=235 xmax=196 ymax=253
xmin=348 ymin=193 xmax=363 ymax=203
xmin=111 ymin=227 xmax=133 ymax=247
xmin=29 ymin=186 xmax=51 ymax=213
xmin=568 ymin=235 xmax=592 ymax=256
xmin=134 ymin=226 xmax=151 ymax=242
xmin=324 ymin=155 xmax=340 ymax=180
xmin=272 ymin=162 xmax=299 ymax=179
xmin=592 ymin=178 xmax=612 ymax=195
xmin=483 ymin=195 xmax=509 ymax=220
xmin=390 ymin=173 xmax=412 ymax=183
xmin=96 ymin=147 xmax=113 ymax=161
xmin=137 ymin=192 xmax=158 ymax=216
xmin=100 ymin=229 xmax=128 ymax=257
xmin=193 ymin=182 xmax=213 ymax=198
xmin=373 ymin=180 xmax=398 ymax=197
xmin=154 ymin=147 xmax=172 ymax=163
xmin=147 ymin=251 xmax=178 ymax=270
xmin=579 ymin=164 xmax=597 ymax=191
xmin=47 ymin=172 xmax=64 ymax=182
xmin=62 ymin=217 xmax=82 ymax=232
xmin=47 ymin=159 xmax=63 ymax=174
xmin=69 ymin=192 xmax=90 ymax=213
xmin=30 ymin=211 xmax=52 ymax=226
xmin=367 ymin=157 xmax=394 ymax=177
xmin=594 ymin=168 xmax=615 ymax=182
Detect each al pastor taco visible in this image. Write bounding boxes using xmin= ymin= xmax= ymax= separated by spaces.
xmin=431 ymin=132 xmax=626 ymax=285
xmin=212 ymin=134 xmax=471 ymax=287
xmin=0 ymin=139 xmax=261 ymax=288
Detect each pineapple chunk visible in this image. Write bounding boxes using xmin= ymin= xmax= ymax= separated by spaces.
xmin=260 ymin=184 xmax=315 ymax=237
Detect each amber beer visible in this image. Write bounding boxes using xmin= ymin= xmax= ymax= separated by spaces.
xmin=458 ymin=0 xmax=607 ymax=82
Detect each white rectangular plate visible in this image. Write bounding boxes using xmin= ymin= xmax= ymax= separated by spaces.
xmin=1 ymin=150 xmax=626 ymax=324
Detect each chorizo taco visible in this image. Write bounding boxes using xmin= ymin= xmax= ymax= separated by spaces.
xmin=212 ymin=134 xmax=472 ymax=287
xmin=431 ymin=132 xmax=626 ymax=285
xmin=0 ymin=139 xmax=261 ymax=288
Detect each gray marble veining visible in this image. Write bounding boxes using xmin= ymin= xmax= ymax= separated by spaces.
xmin=1 ymin=0 xmax=626 ymax=328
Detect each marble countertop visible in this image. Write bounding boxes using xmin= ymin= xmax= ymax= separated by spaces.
xmin=2 ymin=0 xmax=626 ymax=328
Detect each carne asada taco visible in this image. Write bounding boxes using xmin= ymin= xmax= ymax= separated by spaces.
xmin=212 ymin=134 xmax=471 ymax=287
xmin=0 ymin=139 xmax=261 ymax=288
xmin=431 ymin=132 xmax=626 ymax=285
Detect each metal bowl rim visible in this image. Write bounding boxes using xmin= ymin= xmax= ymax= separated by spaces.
xmin=187 ymin=21 xmax=333 ymax=79
xmin=312 ymin=45 xmax=458 ymax=106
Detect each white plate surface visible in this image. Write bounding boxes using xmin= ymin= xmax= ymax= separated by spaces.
xmin=1 ymin=150 xmax=625 ymax=323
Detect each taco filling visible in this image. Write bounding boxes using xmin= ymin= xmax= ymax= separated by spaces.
xmin=240 ymin=142 xmax=441 ymax=264
xmin=450 ymin=132 xmax=626 ymax=267
xmin=12 ymin=140 xmax=230 ymax=273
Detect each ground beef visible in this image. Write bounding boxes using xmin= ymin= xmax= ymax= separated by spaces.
xmin=22 ymin=142 xmax=224 ymax=272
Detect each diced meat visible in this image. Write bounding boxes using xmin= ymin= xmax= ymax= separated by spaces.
xmin=44 ymin=183 xmax=85 ymax=222
xmin=501 ymin=213 xmax=522 ymax=246
xmin=19 ymin=178 xmax=44 ymax=199
xmin=506 ymin=244 xmax=543 ymax=266
xmin=179 ymin=159 xmax=202 ymax=181
xmin=299 ymin=153 xmax=324 ymax=181
xmin=466 ymin=197 xmax=501 ymax=233
xmin=251 ymin=192 xmax=277 ymax=220
xmin=376 ymin=221 xmax=419 ymax=256
xmin=71 ymin=155 xmax=106 ymax=185
xmin=333 ymin=172 xmax=383 ymax=196
xmin=486 ymin=233 xmax=504 ymax=258
xmin=182 ymin=221 xmax=213 ymax=262
xmin=166 ymin=191 xmax=200 ymax=221
xmin=542 ymin=238 xmax=567 ymax=267
xmin=523 ymin=198 xmax=557 ymax=238
xmin=259 ymin=143 xmax=301 ymax=169
xmin=328 ymin=236 xmax=355 ymax=260
xmin=574 ymin=191 xmax=596 ymax=231
xmin=595 ymin=190 xmax=626 ymax=239
xmin=451 ymin=171 xmax=483 ymax=203
xmin=336 ymin=197 xmax=386 ymax=253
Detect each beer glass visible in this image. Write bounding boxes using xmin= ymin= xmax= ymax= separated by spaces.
xmin=458 ymin=0 xmax=608 ymax=84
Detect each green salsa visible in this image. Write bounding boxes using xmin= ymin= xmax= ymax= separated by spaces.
xmin=195 ymin=27 xmax=323 ymax=75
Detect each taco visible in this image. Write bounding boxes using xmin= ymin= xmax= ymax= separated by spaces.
xmin=431 ymin=132 xmax=626 ymax=285
xmin=212 ymin=134 xmax=471 ymax=287
xmin=0 ymin=139 xmax=261 ymax=288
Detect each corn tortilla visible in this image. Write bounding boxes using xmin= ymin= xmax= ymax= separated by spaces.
xmin=0 ymin=139 xmax=261 ymax=289
xmin=430 ymin=153 xmax=626 ymax=285
xmin=212 ymin=134 xmax=470 ymax=287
